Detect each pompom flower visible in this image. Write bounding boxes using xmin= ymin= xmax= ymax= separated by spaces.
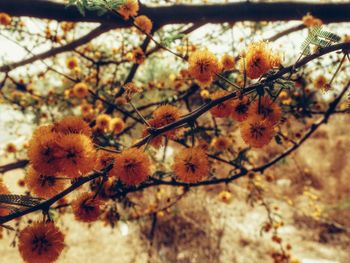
xmin=248 ymin=96 xmax=281 ymax=125
xmin=95 ymin=114 xmax=112 ymax=131
xmin=53 ymin=116 xmax=92 ymax=137
xmin=240 ymin=42 xmax=281 ymax=79
xmin=188 ymin=50 xmax=219 ymax=86
xmin=0 ymin=13 xmax=11 ymax=26
xmin=134 ymin=15 xmax=153 ymax=34
xmin=28 ymin=131 xmax=61 ymax=175
xmin=132 ymin=47 xmax=145 ymax=64
xmin=152 ymin=105 xmax=181 ymax=138
xmin=240 ymin=118 xmax=274 ymax=148
xmin=110 ymin=117 xmax=125 ymax=134
xmin=95 ymin=149 xmax=117 ymax=172
xmin=56 ymin=134 xmax=96 ymax=177
xmin=72 ymin=82 xmax=89 ymax=98
xmin=210 ymin=91 xmax=234 ymax=118
xmin=18 ymin=222 xmax=65 ymax=263
xmin=117 ymin=0 xmax=139 ymax=20
xmin=302 ymin=14 xmax=323 ymax=27
xmin=313 ymin=75 xmax=327 ymax=90
xmin=25 ymin=166 xmax=65 ymax=199
xmin=173 ymin=147 xmax=209 ymax=183
xmin=110 ymin=148 xmax=151 ymax=185
xmin=5 ymin=143 xmax=17 ymax=153
xmin=66 ymin=57 xmax=78 ymax=70
xmin=231 ymin=97 xmax=250 ymax=122
xmin=211 ymin=136 xmax=230 ymax=152
xmin=72 ymin=192 xmax=102 ymax=223
xmin=221 ymin=54 xmax=235 ymax=71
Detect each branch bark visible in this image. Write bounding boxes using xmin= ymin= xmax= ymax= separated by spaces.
xmin=2 ymin=1 xmax=350 ymax=25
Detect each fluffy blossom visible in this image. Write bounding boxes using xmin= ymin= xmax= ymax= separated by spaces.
xmin=240 ymin=42 xmax=281 ymax=79
xmin=240 ymin=117 xmax=274 ymax=148
xmin=210 ymin=91 xmax=235 ymax=118
xmin=110 ymin=148 xmax=151 ymax=185
xmin=117 ymin=0 xmax=139 ymax=20
xmin=248 ymin=96 xmax=281 ymax=125
xmin=173 ymin=147 xmax=209 ymax=183
xmin=18 ymin=222 xmax=65 ymax=263
xmin=188 ymin=50 xmax=219 ymax=86
xmin=72 ymin=192 xmax=102 ymax=223
xmin=25 ymin=166 xmax=65 ymax=199
xmin=134 ymin=15 xmax=153 ymax=34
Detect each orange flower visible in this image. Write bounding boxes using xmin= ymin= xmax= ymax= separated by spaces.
xmin=72 ymin=82 xmax=89 ymax=98
xmin=117 ymin=0 xmax=139 ymax=20
xmin=110 ymin=117 xmax=125 ymax=134
xmin=135 ymin=15 xmax=153 ymax=34
xmin=110 ymin=148 xmax=151 ymax=185
xmin=248 ymin=96 xmax=281 ymax=125
xmin=72 ymin=192 xmax=102 ymax=222
xmin=18 ymin=222 xmax=65 ymax=263
xmin=240 ymin=118 xmax=274 ymax=148
xmin=95 ymin=149 xmax=117 ymax=172
xmin=28 ymin=130 xmax=61 ymax=175
xmin=25 ymin=166 xmax=65 ymax=199
xmin=152 ymin=105 xmax=181 ymax=138
xmin=95 ymin=114 xmax=111 ymax=131
xmin=0 ymin=13 xmax=11 ymax=26
xmin=221 ymin=53 xmax=235 ymax=71
xmin=132 ymin=47 xmax=145 ymax=64
xmin=231 ymin=97 xmax=250 ymax=122
xmin=211 ymin=136 xmax=230 ymax=152
xmin=302 ymin=14 xmax=323 ymax=27
xmin=5 ymin=143 xmax=16 ymax=153
xmin=313 ymin=75 xmax=327 ymax=90
xmin=173 ymin=147 xmax=209 ymax=183
xmin=66 ymin=57 xmax=78 ymax=70
xmin=57 ymin=134 xmax=96 ymax=178
xmin=188 ymin=50 xmax=219 ymax=86
xmin=240 ymin=42 xmax=281 ymax=79
xmin=0 ymin=180 xmax=10 ymax=217
xmin=142 ymin=119 xmax=164 ymax=149
xmin=53 ymin=116 xmax=92 ymax=137
xmin=210 ymin=91 xmax=234 ymax=118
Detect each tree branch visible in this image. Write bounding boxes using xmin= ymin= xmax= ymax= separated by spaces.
xmin=2 ymin=1 xmax=350 ymax=25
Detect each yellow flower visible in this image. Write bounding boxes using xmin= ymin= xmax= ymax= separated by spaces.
xmin=218 ymin=190 xmax=232 ymax=204
xmin=5 ymin=143 xmax=16 ymax=153
xmin=211 ymin=136 xmax=230 ymax=152
xmin=134 ymin=15 xmax=153 ymax=34
xmin=302 ymin=14 xmax=323 ymax=27
xmin=18 ymin=222 xmax=65 ymax=263
xmin=25 ymin=166 xmax=65 ymax=199
xmin=188 ymin=50 xmax=219 ymax=86
xmin=110 ymin=117 xmax=125 ymax=134
xmin=110 ymin=148 xmax=151 ymax=185
xmin=210 ymin=91 xmax=235 ymax=118
xmin=56 ymin=134 xmax=96 ymax=178
xmin=117 ymin=0 xmax=139 ymax=20
xmin=173 ymin=147 xmax=209 ymax=183
xmin=66 ymin=57 xmax=78 ymax=70
xmin=132 ymin=47 xmax=145 ymax=64
xmin=240 ymin=117 xmax=275 ymax=148
xmin=221 ymin=53 xmax=235 ymax=71
xmin=0 ymin=13 xmax=11 ymax=26
xmin=96 ymin=114 xmax=112 ymax=131
xmin=72 ymin=82 xmax=89 ymax=98
xmin=248 ymin=96 xmax=281 ymax=125
xmin=72 ymin=192 xmax=103 ymax=223
xmin=240 ymin=42 xmax=281 ymax=79
xmin=53 ymin=116 xmax=92 ymax=137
